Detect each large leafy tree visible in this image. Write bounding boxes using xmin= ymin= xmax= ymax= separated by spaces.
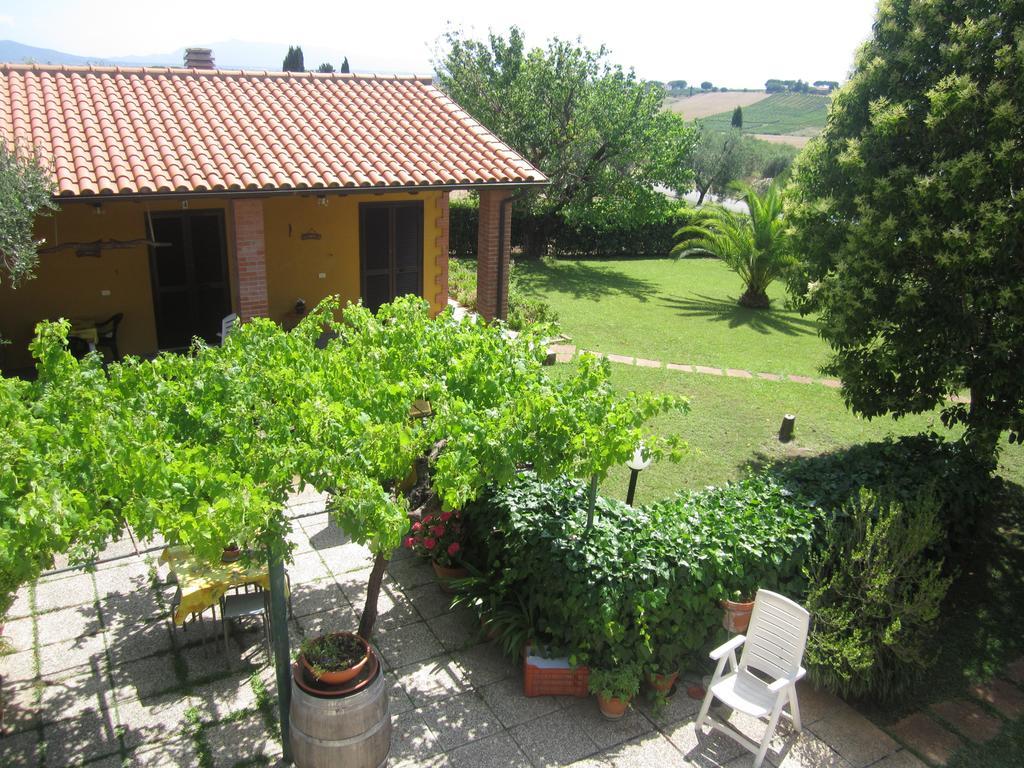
xmin=787 ymin=0 xmax=1024 ymax=466
xmin=690 ymin=126 xmax=748 ymax=205
xmin=436 ymin=27 xmax=696 ymax=256
xmin=0 ymin=141 xmax=58 ymax=287
xmin=673 ymin=182 xmax=791 ymax=308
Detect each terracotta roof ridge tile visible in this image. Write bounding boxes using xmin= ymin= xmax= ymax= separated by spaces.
xmin=0 ymin=63 xmax=434 ymax=83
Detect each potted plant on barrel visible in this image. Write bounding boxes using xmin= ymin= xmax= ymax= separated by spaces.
xmin=299 ymin=631 xmax=371 ymax=685
xmin=589 ymin=664 xmax=641 ymax=719
xmin=403 ymin=508 xmax=466 ymax=592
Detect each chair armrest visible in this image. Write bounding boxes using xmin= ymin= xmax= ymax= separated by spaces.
xmin=768 ymin=674 xmax=800 ymax=694
xmin=709 ymin=634 xmax=746 ymax=661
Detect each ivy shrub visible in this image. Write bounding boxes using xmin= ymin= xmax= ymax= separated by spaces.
xmin=803 ymin=489 xmax=952 ymax=702
xmin=460 ymin=472 xmax=819 ymax=678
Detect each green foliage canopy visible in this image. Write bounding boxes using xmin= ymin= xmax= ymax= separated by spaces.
xmin=435 ymin=27 xmax=696 ymax=254
xmin=0 ymin=141 xmax=58 ymax=287
xmin=787 ymin=0 xmax=1024 ymax=464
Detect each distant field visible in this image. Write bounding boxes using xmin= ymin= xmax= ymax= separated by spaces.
xmin=701 ymin=92 xmax=829 ymax=136
xmin=664 ymin=90 xmax=769 ymax=120
xmin=750 ymin=133 xmax=812 ymax=148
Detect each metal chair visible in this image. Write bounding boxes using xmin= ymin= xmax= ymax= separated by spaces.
xmin=94 ymin=312 xmax=124 ymax=362
xmin=219 ymin=588 xmax=271 ymax=659
xmin=696 ymin=590 xmax=811 ymax=768
xmin=217 ymin=313 xmax=238 ymax=345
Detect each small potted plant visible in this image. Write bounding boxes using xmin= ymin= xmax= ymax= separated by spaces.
xmin=299 ymin=631 xmax=371 ymax=685
xmin=589 ymin=665 xmax=641 ymax=719
xmin=221 ymin=543 xmax=241 ymax=563
xmin=721 ymin=587 xmax=757 ymax=633
xmin=403 ymin=508 xmax=467 ymax=592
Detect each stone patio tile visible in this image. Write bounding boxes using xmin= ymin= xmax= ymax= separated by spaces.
xmin=338 ymin=571 xmax=420 ymax=631
xmin=37 ymin=631 xmax=108 ymax=679
xmin=563 ymin=696 xmax=655 ymax=750
xmin=637 ymin=687 xmax=702 ymax=726
xmin=768 ymin=730 xmax=851 ymax=768
xmin=757 ymin=372 xmax=782 ymax=381
xmin=2 ymin=617 xmax=35 ymax=654
xmin=418 ymin=689 xmax=502 ymax=750
xmin=106 ymin=617 xmax=175 ymax=665
xmin=510 ymin=706 xmax=599 ymax=765
xmin=1 ymin=679 xmax=40 ymax=734
xmin=448 ymin=732 xmax=532 ymax=768
xmin=318 ymin=541 xmax=375 ymax=573
xmin=427 ymin=608 xmax=480 ymax=652
xmin=635 ymin=357 xmax=662 ymax=368
xmin=388 ymin=709 xmax=446 ymax=768
xmin=667 ymin=363 xmax=695 ymax=373
xmin=661 ymin=719 xmax=745 ymax=767
xmin=606 ymin=354 xmax=635 ymax=365
xmin=113 ymin=691 xmax=196 ymax=750
xmin=794 ymin=681 xmax=845 ymax=726
xmin=929 ymin=698 xmax=1002 ymax=743
xmin=788 ymin=375 xmax=814 ymax=385
xmin=288 ymin=551 xmax=331 ymax=584
xmin=808 ymin=704 xmax=899 ymax=768
xmin=384 ymin=670 xmax=416 ymax=716
xmin=190 ymin=673 xmax=259 ymax=722
xmin=393 ymin=654 xmax=469 ymax=708
xmin=407 ymin=581 xmax=459 ymax=621
xmin=0 ymin=728 xmax=42 ymax=767
xmin=40 ymin=667 xmax=110 ymax=723
xmin=387 ymin=556 xmax=438 ymax=590
xmin=0 ymin=650 xmax=35 ymax=684
xmin=820 ymin=378 xmax=843 ymax=388
xmin=969 ymin=678 xmax=1024 ymax=719
xmin=297 ymin=604 xmax=360 ymax=639
xmin=41 ymin=708 xmax=121 ymax=766
xmin=68 ymin=611 xmax=109 ymax=653
xmin=868 ymin=749 xmax=930 ymax=768
xmin=477 ymin=674 xmax=562 ymax=728
xmin=128 ymin=736 xmax=200 ymax=768
xmin=92 ymin=561 xmax=152 ymax=600
xmin=205 ymin=711 xmax=279 ymax=768
xmin=289 ymin=483 xmax=329 ymax=508
xmin=287 ymin=576 xmax=350 ymax=619
xmin=285 ymin=525 xmax=314 ymax=556
xmin=450 ymin=643 xmax=518 ymax=688
xmin=184 ymin=633 xmax=263 ymax=681
xmin=377 ymin=620 xmax=446 ymax=669
xmin=33 ymin=573 xmax=96 ymax=613
xmin=695 ymin=365 xmax=724 ymax=376
xmin=726 ymin=368 xmax=753 ymax=378
xmin=889 ymin=712 xmax=961 ymax=767
xmin=102 ymin=585 xmax=166 ymax=627
xmin=110 ymin=653 xmax=182 ymax=701
xmin=583 ymin=730 xmax=687 ymax=768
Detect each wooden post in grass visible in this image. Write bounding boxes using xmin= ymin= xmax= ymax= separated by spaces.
xmin=267 ymin=547 xmax=293 ymax=763
xmin=779 ymin=414 xmax=796 ymax=443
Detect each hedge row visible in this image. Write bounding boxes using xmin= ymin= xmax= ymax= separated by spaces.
xmin=449 ymin=197 xmax=702 ymax=259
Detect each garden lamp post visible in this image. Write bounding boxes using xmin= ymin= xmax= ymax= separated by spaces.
xmin=625 ymin=445 xmax=653 ymax=506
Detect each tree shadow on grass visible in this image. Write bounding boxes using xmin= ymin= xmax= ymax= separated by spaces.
xmin=513 ymin=259 xmax=660 ymax=302
xmin=659 ymin=293 xmax=820 ymax=336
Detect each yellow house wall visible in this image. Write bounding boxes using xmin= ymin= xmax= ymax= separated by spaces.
xmin=261 ymin=190 xmax=445 ymax=321
xmin=0 ymin=190 xmax=445 ymax=372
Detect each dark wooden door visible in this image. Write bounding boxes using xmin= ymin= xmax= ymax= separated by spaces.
xmin=149 ymin=211 xmax=231 ymax=350
xmin=360 ymin=201 xmax=423 ymax=312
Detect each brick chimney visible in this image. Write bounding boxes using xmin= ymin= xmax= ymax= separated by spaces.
xmin=184 ymin=48 xmax=215 ymax=69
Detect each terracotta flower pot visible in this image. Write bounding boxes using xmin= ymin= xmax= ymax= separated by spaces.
xmin=596 ymin=693 xmax=631 ymax=719
xmin=646 ymin=670 xmax=679 ymax=694
xmin=721 ymin=598 xmax=755 ymax=633
xmin=221 ymin=545 xmax=241 ymax=563
xmin=301 ymin=632 xmax=370 ymax=685
xmin=432 ymin=561 xmax=469 ymax=594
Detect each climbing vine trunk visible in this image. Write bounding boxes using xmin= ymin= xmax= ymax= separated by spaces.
xmin=358 ymin=552 xmax=389 ymax=640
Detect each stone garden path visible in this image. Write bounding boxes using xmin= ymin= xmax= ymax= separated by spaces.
xmin=0 ymin=486 xmax=1013 ymax=768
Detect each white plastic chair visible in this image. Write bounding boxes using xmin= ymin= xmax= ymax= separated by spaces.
xmin=696 ymin=589 xmax=811 ymax=768
xmin=217 ymin=313 xmax=238 ymax=345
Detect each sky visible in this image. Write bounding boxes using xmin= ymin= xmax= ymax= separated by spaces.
xmin=0 ymin=0 xmax=879 ymax=87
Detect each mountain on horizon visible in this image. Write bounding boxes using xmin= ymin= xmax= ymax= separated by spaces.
xmin=0 ymin=39 xmax=421 ymax=75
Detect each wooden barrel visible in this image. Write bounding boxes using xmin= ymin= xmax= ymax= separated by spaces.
xmin=289 ymin=659 xmax=391 ymax=768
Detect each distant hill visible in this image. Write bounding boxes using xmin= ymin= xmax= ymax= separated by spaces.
xmin=0 ymin=40 xmax=117 ymax=66
xmin=664 ymin=91 xmax=770 ymax=120
xmin=700 ymin=93 xmax=829 ymax=137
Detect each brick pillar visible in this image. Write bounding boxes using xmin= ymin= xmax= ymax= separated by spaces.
xmin=232 ymin=198 xmax=269 ymax=320
xmin=433 ymin=191 xmax=450 ymax=314
xmin=476 ymin=188 xmax=512 ymax=321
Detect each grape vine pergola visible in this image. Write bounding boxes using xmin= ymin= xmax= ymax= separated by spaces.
xmin=1 ymin=297 xmax=685 ymax=760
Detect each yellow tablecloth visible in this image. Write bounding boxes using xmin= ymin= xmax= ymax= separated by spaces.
xmin=69 ymin=324 xmax=99 ymax=347
xmin=160 ymin=546 xmax=272 ymax=626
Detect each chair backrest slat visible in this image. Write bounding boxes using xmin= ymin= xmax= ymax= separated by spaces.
xmin=739 ymin=589 xmax=810 ymax=681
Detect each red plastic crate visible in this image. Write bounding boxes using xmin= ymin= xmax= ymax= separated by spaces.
xmin=523 ymin=646 xmax=589 ymax=697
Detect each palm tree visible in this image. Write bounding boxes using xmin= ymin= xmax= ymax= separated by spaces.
xmin=671 ymin=182 xmax=792 ymax=309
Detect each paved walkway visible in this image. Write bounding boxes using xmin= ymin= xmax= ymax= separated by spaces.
xmin=0 ymin=487 xmax=934 ymax=768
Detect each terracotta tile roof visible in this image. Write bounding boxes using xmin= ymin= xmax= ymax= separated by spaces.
xmin=0 ymin=64 xmax=546 ymax=197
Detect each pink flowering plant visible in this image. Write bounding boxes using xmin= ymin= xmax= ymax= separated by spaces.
xmin=403 ymin=508 xmax=464 ymax=567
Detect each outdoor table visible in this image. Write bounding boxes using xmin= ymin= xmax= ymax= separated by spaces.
xmin=160 ymin=545 xmax=274 ymax=626
xmin=68 ymin=321 xmax=99 ymax=350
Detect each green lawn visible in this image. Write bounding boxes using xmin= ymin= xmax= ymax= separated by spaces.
xmin=516 ymin=256 xmax=829 ymax=377
xmin=700 ymin=92 xmax=829 ymax=136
